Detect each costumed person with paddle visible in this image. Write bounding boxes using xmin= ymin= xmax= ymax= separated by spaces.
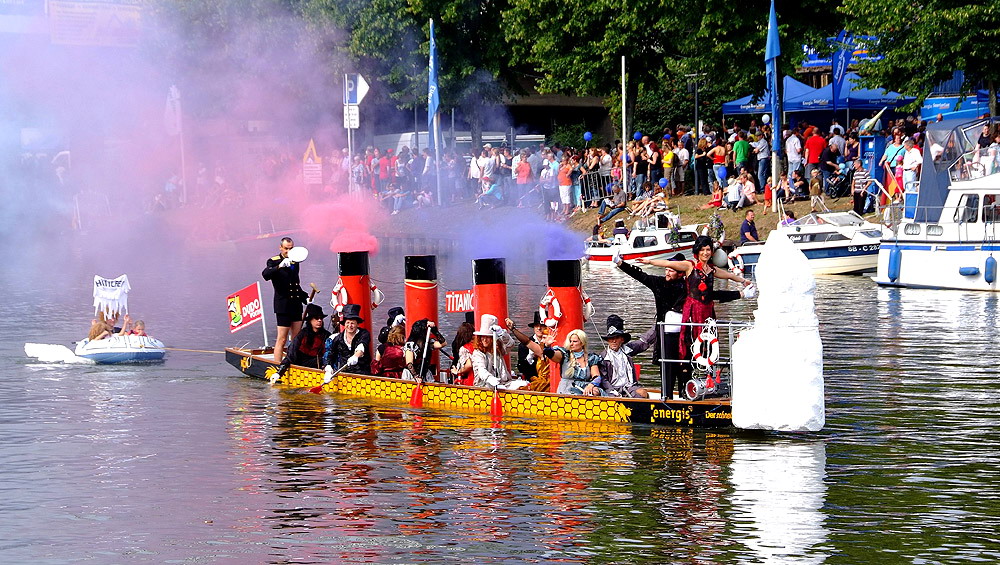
xmin=637 ymin=236 xmax=751 ymax=363
xmin=323 ymin=303 xmax=371 ymax=375
xmin=262 ymin=237 xmax=309 ymax=363
xmin=275 ymin=303 xmax=331 ymax=380
xmin=402 ymin=318 xmax=447 ymax=382
xmin=469 ymin=314 xmax=524 ymax=389
xmin=594 ymin=315 xmax=653 ymax=398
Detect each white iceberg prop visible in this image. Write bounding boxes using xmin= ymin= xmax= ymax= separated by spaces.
xmin=731 ymin=233 xmax=825 ymax=431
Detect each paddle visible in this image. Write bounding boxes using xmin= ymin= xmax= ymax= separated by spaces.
xmin=309 ymin=363 xmax=349 ymax=394
xmin=409 ymin=324 xmax=433 ymax=407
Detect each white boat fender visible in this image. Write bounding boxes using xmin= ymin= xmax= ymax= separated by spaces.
xmin=538 ymin=289 xmax=562 ymax=327
xmin=369 ymin=282 xmax=384 ymax=308
xmin=690 ymin=319 xmax=720 ymax=370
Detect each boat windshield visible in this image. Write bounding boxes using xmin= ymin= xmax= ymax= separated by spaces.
xmin=791 ymin=211 xmax=864 ymax=227
xmin=926 ymin=117 xmax=1000 ymax=179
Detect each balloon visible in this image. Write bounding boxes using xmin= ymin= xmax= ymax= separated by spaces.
xmin=663 ymin=134 xmax=671 ymax=140
xmin=717 ymin=165 xmax=728 ymax=181
xmin=633 ymin=131 xmax=642 ymax=141
xmin=761 ymin=114 xmax=771 ymax=124
xmin=583 ymin=131 xmax=593 ymax=141
xmin=658 ymin=178 xmax=668 ymax=188
xmin=625 ymin=155 xmax=632 ymax=163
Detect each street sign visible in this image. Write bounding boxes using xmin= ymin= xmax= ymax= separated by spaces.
xmin=302 ymin=138 xmax=323 ymax=185
xmin=344 ymin=73 xmax=369 ymax=105
xmin=343 ymin=105 xmax=360 ymax=129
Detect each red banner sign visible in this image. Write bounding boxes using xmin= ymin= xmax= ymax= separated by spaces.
xmin=445 ymin=289 xmax=475 ymax=313
xmin=227 ymin=282 xmax=264 ymax=333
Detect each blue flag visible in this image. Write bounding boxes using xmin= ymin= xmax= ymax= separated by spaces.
xmin=831 ymin=30 xmax=851 ymax=114
xmin=428 ymin=19 xmax=440 ymax=151
xmin=765 ymin=0 xmax=781 ymax=155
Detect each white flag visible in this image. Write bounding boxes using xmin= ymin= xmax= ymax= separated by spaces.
xmin=164 ymin=85 xmax=181 ymax=136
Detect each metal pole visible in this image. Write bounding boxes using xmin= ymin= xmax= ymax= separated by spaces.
xmin=434 ymin=112 xmax=442 ymax=206
xmin=621 ymin=56 xmax=627 ymax=190
xmin=414 ymin=105 xmax=420 ymax=153
xmin=257 ymin=282 xmax=269 ymax=348
xmin=177 ymin=91 xmax=188 ymax=205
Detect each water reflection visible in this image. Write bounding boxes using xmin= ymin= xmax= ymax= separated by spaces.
xmin=727 ymin=439 xmax=828 ymax=563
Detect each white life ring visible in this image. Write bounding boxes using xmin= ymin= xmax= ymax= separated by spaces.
xmin=690 ymin=322 xmax=720 ymax=370
xmin=538 ymin=289 xmax=562 ymax=327
xmin=581 ymin=290 xmax=596 ymax=321
xmin=370 ymin=282 xmax=384 ymax=309
xmin=728 ymin=252 xmax=745 ymax=278
xmin=330 ymin=280 xmax=348 ymax=313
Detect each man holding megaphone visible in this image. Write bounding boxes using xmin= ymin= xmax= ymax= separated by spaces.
xmin=262 ymin=237 xmax=309 ymax=362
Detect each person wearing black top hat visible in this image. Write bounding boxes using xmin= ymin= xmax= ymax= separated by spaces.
xmin=323 ymin=303 xmax=371 ymax=375
xmin=275 ymin=303 xmax=331 ymax=380
xmin=594 ymin=314 xmax=654 ymax=398
xmin=376 ymin=306 xmax=405 ymax=356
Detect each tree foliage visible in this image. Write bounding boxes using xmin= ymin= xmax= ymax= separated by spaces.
xmin=841 ymin=0 xmax=1000 ymax=115
xmin=503 ymin=0 xmax=842 ymax=131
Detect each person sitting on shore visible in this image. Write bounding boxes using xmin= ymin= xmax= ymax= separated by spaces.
xmin=594 ymin=315 xmax=652 ymax=398
xmin=630 ymin=186 xmax=667 ymax=217
xmin=699 ymin=182 xmax=724 ymax=209
xmin=597 ymin=182 xmax=627 ymax=223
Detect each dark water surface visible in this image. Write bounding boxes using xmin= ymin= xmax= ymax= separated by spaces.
xmin=2 ymin=243 xmax=998 ymax=564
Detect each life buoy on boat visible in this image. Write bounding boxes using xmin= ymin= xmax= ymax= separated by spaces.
xmin=538 ymin=289 xmax=562 ymax=327
xmin=728 ymin=253 xmax=744 ymax=278
xmin=330 ymin=281 xmax=349 ymax=313
xmin=370 ymin=282 xmax=384 ymax=309
xmin=581 ymin=290 xmax=596 ymax=321
xmin=690 ymin=320 xmax=720 ymax=370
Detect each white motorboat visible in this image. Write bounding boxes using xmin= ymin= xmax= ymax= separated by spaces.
xmin=874 ymin=118 xmax=1000 ymax=290
xmin=584 ymin=211 xmax=702 ymax=262
xmin=729 ymin=211 xmax=883 ymax=276
xmin=75 ymin=335 xmax=166 ymax=364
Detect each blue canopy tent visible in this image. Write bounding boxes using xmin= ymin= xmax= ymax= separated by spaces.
xmin=784 ymin=72 xmax=915 ymax=113
xmin=721 ymin=76 xmax=815 ymax=115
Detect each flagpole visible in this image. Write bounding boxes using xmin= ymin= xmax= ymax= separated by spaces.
xmin=434 ymin=112 xmax=442 ymax=206
xmin=257 ymin=282 xmax=269 ymax=348
xmin=621 ymin=56 xmax=627 ymax=192
xmin=766 ymin=1 xmax=781 ymax=214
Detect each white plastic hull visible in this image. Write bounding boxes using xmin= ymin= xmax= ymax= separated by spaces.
xmin=75 ymin=335 xmax=167 ymax=364
xmin=733 ymin=243 xmax=879 ymax=276
xmin=874 ymin=242 xmax=1000 ymax=291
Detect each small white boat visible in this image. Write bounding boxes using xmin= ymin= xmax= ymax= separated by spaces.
xmin=585 ymin=212 xmax=702 ymax=262
xmin=730 ymin=211 xmax=883 ymax=276
xmin=74 ymin=335 xmax=166 ymax=364
xmin=874 ymin=118 xmax=1000 ymax=291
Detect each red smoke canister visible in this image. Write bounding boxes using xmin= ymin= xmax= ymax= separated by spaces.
xmin=545 ymin=259 xmax=584 ymax=393
xmin=404 ymin=255 xmax=438 ymax=336
xmin=472 ymin=258 xmax=508 ymax=328
xmin=338 ymin=251 xmax=374 ymax=340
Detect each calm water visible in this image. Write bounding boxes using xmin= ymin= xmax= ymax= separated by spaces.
xmin=2 ymin=240 xmax=998 ymax=564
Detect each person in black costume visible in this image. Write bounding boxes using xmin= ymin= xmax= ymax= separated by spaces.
xmin=275 ymin=303 xmax=331 ymax=381
xmin=323 ymin=303 xmax=372 ymax=375
xmin=615 ymin=251 xmax=751 ymax=399
xmin=262 ymin=237 xmax=307 ymax=362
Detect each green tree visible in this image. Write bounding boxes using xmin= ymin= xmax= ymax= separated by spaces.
xmin=305 ymin=0 xmax=513 ymax=148
xmin=503 ymin=0 xmax=842 ymax=131
xmin=841 ymin=1 xmax=1000 ymax=116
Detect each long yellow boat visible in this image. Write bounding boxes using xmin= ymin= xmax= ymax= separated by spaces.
xmin=226 ymin=347 xmax=734 ymax=429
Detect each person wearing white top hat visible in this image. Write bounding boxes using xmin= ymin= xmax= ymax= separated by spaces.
xmin=470 ymin=314 xmax=520 ymax=389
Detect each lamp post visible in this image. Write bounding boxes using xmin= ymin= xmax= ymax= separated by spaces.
xmin=686 ymin=73 xmax=707 ymax=137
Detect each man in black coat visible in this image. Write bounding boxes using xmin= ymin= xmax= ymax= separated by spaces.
xmin=615 ymin=251 xmax=749 ymax=399
xmin=262 ymin=237 xmax=307 ymax=362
